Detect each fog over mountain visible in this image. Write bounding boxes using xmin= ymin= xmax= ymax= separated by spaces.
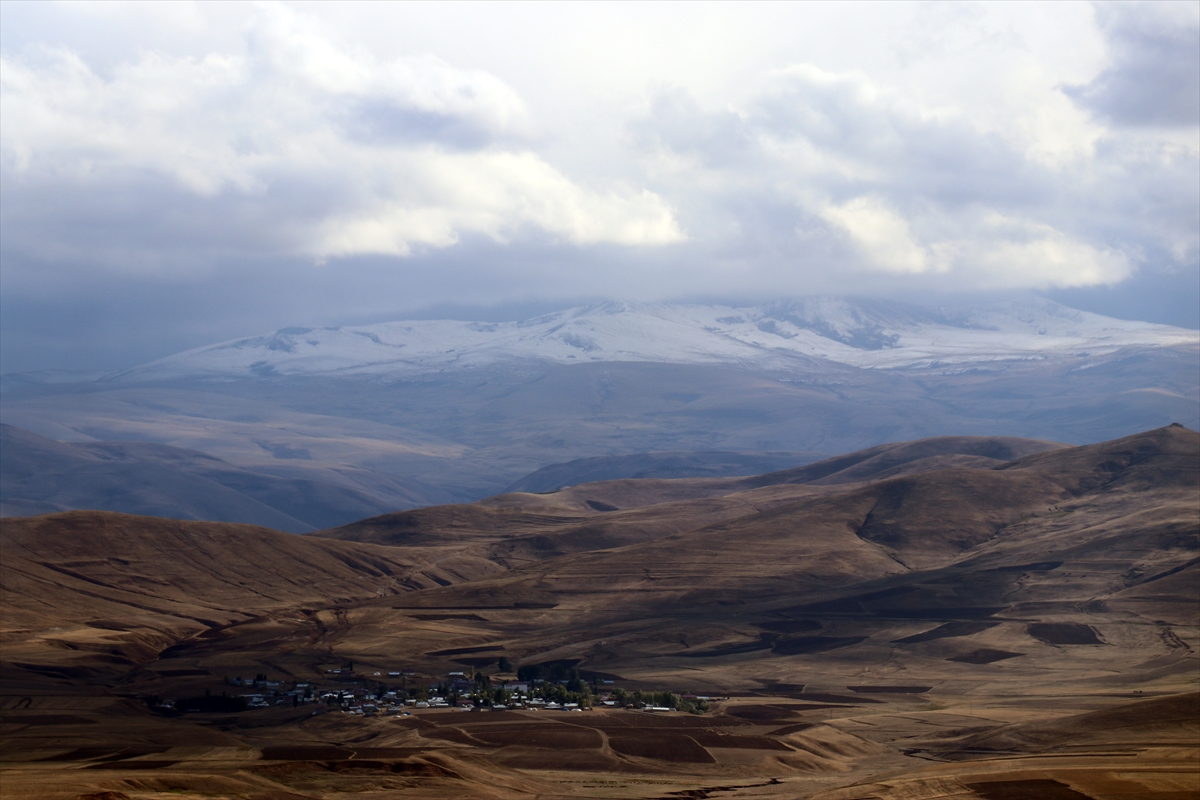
xmin=3 ymin=298 xmax=1195 ymax=527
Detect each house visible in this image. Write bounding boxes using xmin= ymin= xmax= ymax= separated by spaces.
xmin=240 ymin=694 xmax=270 ymax=709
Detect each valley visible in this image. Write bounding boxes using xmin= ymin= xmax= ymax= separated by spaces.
xmin=5 ymin=3 xmax=1197 ymax=797
xmin=1 ymin=426 xmax=1196 ymax=798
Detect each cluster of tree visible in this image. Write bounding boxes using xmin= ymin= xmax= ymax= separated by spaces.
xmin=506 ymin=661 xmax=708 ymax=713
xmin=608 ymin=688 xmax=708 ymax=714
xmin=445 ymin=668 xmax=594 ymax=708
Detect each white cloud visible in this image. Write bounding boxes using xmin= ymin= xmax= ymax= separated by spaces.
xmin=0 ymin=0 xmax=1194 ymax=362
xmin=966 ymin=233 xmax=1131 ymax=289
xmin=929 ymin=214 xmax=1133 ymax=289
xmin=818 ymin=197 xmax=931 ymax=275
xmin=313 ymin=151 xmax=683 ymax=258
xmin=814 ymin=197 xmax=1132 ymax=289
xmin=0 ymin=2 xmax=683 ymax=268
xmin=631 ymin=51 xmax=1192 ymax=292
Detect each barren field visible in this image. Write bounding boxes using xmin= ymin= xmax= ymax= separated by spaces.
xmin=2 ymin=426 xmax=1197 ymax=798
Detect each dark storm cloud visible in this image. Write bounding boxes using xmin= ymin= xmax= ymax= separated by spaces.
xmin=1064 ymin=3 xmax=1200 ymax=128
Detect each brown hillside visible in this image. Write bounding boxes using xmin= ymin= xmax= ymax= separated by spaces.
xmin=0 ymin=511 xmax=436 ymax=670
xmin=1 ymin=427 xmax=1195 ymax=800
xmin=316 ymin=434 xmax=1069 ymax=550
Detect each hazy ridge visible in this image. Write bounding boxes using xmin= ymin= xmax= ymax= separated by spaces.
xmin=2 ymin=298 xmax=1195 ymax=529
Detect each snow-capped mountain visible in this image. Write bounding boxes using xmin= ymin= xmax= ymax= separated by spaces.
xmin=9 ymin=297 xmax=1196 ymax=525
xmin=116 ymin=298 xmax=1198 ymax=381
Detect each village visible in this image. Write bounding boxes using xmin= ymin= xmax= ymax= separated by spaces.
xmin=155 ymin=663 xmax=714 ymax=718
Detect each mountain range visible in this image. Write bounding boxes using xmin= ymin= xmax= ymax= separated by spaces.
xmin=112 ymin=297 xmax=1198 ymax=379
xmin=2 ymin=297 xmax=1196 ymax=528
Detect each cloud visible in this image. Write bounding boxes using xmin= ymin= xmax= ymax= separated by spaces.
xmin=315 ymin=152 xmax=683 ymax=258
xmin=0 ymin=1 xmax=1196 ymax=375
xmin=0 ymin=3 xmax=684 ymax=271
xmin=930 ymin=215 xmax=1133 ymax=289
xmin=1064 ymin=2 xmax=1200 ymax=128
xmin=818 ymin=197 xmax=931 ymax=275
xmin=815 ymin=198 xmax=1131 ymax=288
xmin=633 ymin=60 xmax=1186 ymax=291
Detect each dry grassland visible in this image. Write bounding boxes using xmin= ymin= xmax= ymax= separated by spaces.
xmin=2 ymin=427 xmax=1197 ymax=798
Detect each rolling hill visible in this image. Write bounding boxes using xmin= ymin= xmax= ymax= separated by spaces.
xmin=0 ymin=423 xmax=450 ymax=531
xmin=1 ymin=426 xmax=1195 ymax=799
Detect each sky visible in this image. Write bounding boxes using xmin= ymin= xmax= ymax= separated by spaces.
xmin=1 ymin=0 xmax=1197 ymax=373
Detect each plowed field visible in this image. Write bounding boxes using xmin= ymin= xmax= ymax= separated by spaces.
xmin=607 ymin=733 xmax=716 ymax=763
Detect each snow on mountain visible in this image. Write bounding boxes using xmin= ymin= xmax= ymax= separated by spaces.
xmin=116 ymin=298 xmax=1198 ymax=381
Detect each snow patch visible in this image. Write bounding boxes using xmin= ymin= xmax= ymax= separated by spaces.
xmin=115 ymin=299 xmax=1198 ymax=382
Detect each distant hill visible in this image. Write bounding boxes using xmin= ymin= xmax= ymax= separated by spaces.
xmin=313 ymin=424 xmax=1198 ymax=637
xmin=3 ymin=298 xmax=1196 ymax=507
xmin=503 ymin=450 xmax=824 ymax=493
xmin=319 ymin=433 xmax=1069 ymax=551
xmin=0 ymin=424 xmax=450 ymax=532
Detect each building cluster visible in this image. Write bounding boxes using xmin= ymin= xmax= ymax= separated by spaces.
xmin=159 ymin=667 xmax=710 ymax=718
